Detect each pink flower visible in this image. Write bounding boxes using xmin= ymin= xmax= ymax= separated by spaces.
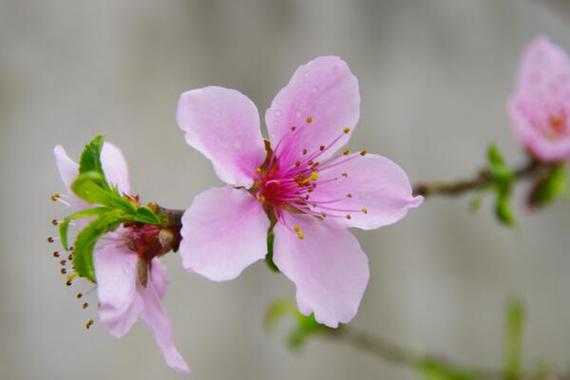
xmin=509 ymin=36 xmax=570 ymax=162
xmin=53 ymin=144 xmax=190 ymax=374
xmin=177 ymin=56 xmax=422 ymax=327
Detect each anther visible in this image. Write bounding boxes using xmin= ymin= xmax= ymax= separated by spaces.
xmin=295 ymin=161 xmax=301 ymax=167
xmin=60 ymin=268 xmax=67 ymax=275
xmin=85 ymin=319 xmax=94 ymax=330
xmin=50 ymin=193 xmax=61 ymax=202
xmin=291 ymin=126 xmax=297 ymax=131
xmin=341 ymin=172 xmax=348 ymax=178
xmin=342 ymin=149 xmax=351 ymax=156
xmin=68 ymin=254 xmax=73 ymax=261
xmin=256 ymin=167 xmax=262 ymax=173
xmin=47 ymin=237 xmax=55 ymax=243
xmin=319 ymin=145 xmax=325 ymax=151
xmin=293 ymin=224 xmax=305 ymax=240
xmin=68 ymin=246 xmax=74 ymax=252
xmin=82 ymin=302 xmax=89 ymax=309
xmin=65 ymin=280 xmax=72 ymax=287
xmin=346 ymin=193 xmax=353 ymax=198
xmin=302 ymin=149 xmax=308 ymax=155
xmin=361 ymin=208 xmax=368 ymax=214
xmin=51 ymin=219 xmax=59 ymax=226
xmin=346 ymin=214 xmax=352 ymax=220
xmin=52 ymin=251 xmax=60 ymax=258
xmin=59 ymin=260 xmax=66 ymax=266
xmin=343 ymin=128 xmax=351 ymax=134
xmin=360 ymin=150 xmax=368 ymax=156
xmin=305 ymin=116 xmax=313 ymax=124
xmin=76 ymin=293 xmax=83 ymax=299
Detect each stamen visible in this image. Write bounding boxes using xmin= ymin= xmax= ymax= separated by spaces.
xmin=52 ymin=251 xmax=60 ymax=258
xmin=51 ymin=219 xmax=59 ymax=226
xmin=47 ymin=237 xmax=55 ymax=243
xmin=59 ymin=260 xmax=66 ymax=266
xmin=319 ymin=145 xmax=325 ymax=151
xmin=82 ymin=302 xmax=89 ymax=309
xmin=50 ymin=193 xmax=61 ymax=202
xmin=305 ymin=116 xmax=313 ymax=124
xmin=343 ymin=149 xmax=350 ymax=155
xmin=76 ymin=293 xmax=83 ymax=299
xmin=342 ymin=172 xmax=348 ymax=178
xmin=346 ymin=214 xmax=352 ymax=220
xmin=68 ymin=254 xmax=73 ymax=261
xmin=346 ymin=193 xmax=353 ymax=198
xmin=360 ymin=149 xmax=368 ymax=156
xmin=85 ymin=319 xmax=94 ymax=330
xmin=361 ymin=208 xmax=368 ymax=214
xmin=293 ymin=224 xmax=305 ymax=240
xmin=60 ymin=268 xmax=67 ymax=275
xmin=302 ymin=149 xmax=308 ymax=155
xmin=343 ymin=128 xmax=351 ymax=134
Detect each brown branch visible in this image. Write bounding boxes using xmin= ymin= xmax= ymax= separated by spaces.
xmin=413 ymin=159 xmax=546 ymax=198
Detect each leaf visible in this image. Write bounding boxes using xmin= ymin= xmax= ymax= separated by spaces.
xmin=58 ymin=207 xmax=111 ymax=250
xmin=131 ymin=206 xmax=163 ymax=225
xmin=71 ymin=171 xmax=136 ymax=213
xmin=504 ymin=298 xmax=526 ymax=380
xmin=486 ymin=144 xmax=516 ymax=226
xmin=79 ymin=135 xmax=105 ymax=176
xmin=528 ymin=164 xmax=567 ymax=208
xmin=264 ymin=299 xmax=327 ymax=350
xmin=495 ymin=192 xmax=515 ymax=226
xmin=417 ymin=359 xmax=475 ymax=380
xmin=72 ymin=209 xmax=126 ymax=282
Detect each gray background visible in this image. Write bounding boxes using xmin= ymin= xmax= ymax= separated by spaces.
xmin=1 ymin=1 xmax=569 ymax=379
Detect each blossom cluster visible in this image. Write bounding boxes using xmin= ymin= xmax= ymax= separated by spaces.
xmin=49 ymin=36 xmax=570 ymax=374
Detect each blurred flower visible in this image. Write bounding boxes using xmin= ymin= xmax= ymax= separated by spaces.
xmin=509 ymin=36 xmax=570 ymax=162
xmin=177 ymin=56 xmax=422 ymax=328
xmin=53 ymin=144 xmax=190 ymax=374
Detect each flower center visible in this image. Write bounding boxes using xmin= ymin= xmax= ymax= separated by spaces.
xmin=545 ymin=113 xmax=568 ymax=140
xmin=125 ymin=223 xmax=179 ymax=262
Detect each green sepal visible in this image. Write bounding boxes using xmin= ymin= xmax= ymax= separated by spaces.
xmin=417 ymin=359 xmax=475 ymax=380
xmin=79 ymin=135 xmax=105 ymax=175
xmin=528 ymin=164 xmax=567 ymax=208
xmin=72 ymin=209 xmax=126 ymax=282
xmin=131 ymin=206 xmax=164 ymax=225
xmin=58 ymin=207 xmax=112 ymax=250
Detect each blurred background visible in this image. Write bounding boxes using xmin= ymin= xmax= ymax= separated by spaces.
xmin=1 ymin=1 xmax=570 ymax=379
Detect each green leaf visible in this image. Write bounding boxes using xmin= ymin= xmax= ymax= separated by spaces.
xmin=264 ymin=299 xmax=327 ymax=350
xmin=495 ymin=193 xmax=515 ymax=226
xmin=504 ymin=298 xmax=526 ymax=380
xmin=131 ymin=206 xmax=163 ymax=225
xmin=71 ymin=171 xmax=136 ymax=213
xmin=72 ymin=209 xmax=126 ymax=282
xmin=265 ymin=229 xmax=279 ymax=272
xmin=486 ymin=144 xmax=516 ymax=226
xmin=79 ymin=135 xmax=105 ymax=175
xmin=528 ymin=164 xmax=567 ymax=208
xmin=417 ymin=359 xmax=475 ymax=380
xmin=58 ymin=207 xmax=111 ymax=250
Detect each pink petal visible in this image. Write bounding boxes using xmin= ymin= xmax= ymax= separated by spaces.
xmin=177 ymin=86 xmax=266 ymax=187
xmin=94 ymin=230 xmax=142 ymax=337
xmin=265 ymin=56 xmax=360 ymax=167
xmin=273 ymin=213 xmax=369 ymax=328
xmin=180 ymin=187 xmax=270 ymax=281
xmin=140 ymin=281 xmax=190 ymax=374
xmin=149 ymin=258 xmax=168 ymax=299
xmin=509 ymin=36 xmax=570 ymax=161
xmin=101 ymin=142 xmax=131 ymax=195
xmin=54 ymin=145 xmax=79 ymax=190
xmin=310 ymin=153 xmax=422 ymax=230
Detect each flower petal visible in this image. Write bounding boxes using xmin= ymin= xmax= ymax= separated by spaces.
xmin=54 ymin=145 xmax=79 ymax=191
xmin=180 ymin=187 xmax=270 ymax=281
xmin=141 ymin=281 xmax=190 ymax=374
xmin=177 ymin=86 xmax=266 ymax=187
xmin=101 ymin=142 xmax=131 ymax=195
xmin=265 ymin=56 xmax=360 ymax=166
xmin=509 ymin=36 xmax=570 ymax=161
xmin=310 ymin=153 xmax=422 ymax=230
xmin=94 ymin=230 xmax=142 ymax=337
xmin=273 ymin=213 xmax=369 ymax=328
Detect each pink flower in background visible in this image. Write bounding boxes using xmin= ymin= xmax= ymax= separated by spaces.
xmin=509 ymin=36 xmax=570 ymax=162
xmin=54 ymin=144 xmax=190 ymax=374
xmin=177 ymin=56 xmax=422 ymax=327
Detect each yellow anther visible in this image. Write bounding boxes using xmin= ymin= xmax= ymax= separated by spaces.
xmin=293 ymin=224 xmax=305 ymax=240
xmin=361 ymin=208 xmax=368 ymax=214
xmin=256 ymin=167 xmax=263 ymax=173
xmin=305 ymin=116 xmax=314 ymax=124
xmin=360 ymin=149 xmax=368 ymax=156
xmin=343 ymin=128 xmax=351 ymax=134
xmin=342 ymin=149 xmax=351 ymax=156
xmin=50 ymin=192 xmax=61 ymax=202
xmin=309 ymin=171 xmax=319 ymax=181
